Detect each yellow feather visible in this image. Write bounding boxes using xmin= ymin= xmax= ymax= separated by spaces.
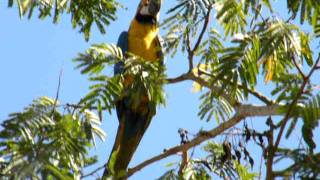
xmin=128 ymin=19 xmax=159 ymax=61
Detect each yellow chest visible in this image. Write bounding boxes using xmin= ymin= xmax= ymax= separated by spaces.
xmin=128 ymin=19 xmax=159 ymax=61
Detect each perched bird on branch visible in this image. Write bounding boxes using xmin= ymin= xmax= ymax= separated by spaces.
xmin=103 ymin=0 xmax=163 ymax=179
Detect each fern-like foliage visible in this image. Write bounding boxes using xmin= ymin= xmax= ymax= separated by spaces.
xmin=7 ymin=0 xmax=121 ymax=40
xmin=278 ymin=91 xmax=320 ymax=151
xmin=0 ymin=96 xmax=105 ymax=179
xmin=158 ymin=141 xmax=257 ymax=180
xmin=215 ymin=0 xmax=247 ymax=37
xmin=209 ymin=19 xmax=313 ymax=102
xmin=275 ymin=149 xmax=320 ymax=179
xmin=198 ymin=92 xmax=235 ymax=123
xmin=301 ymin=94 xmax=320 ymax=151
xmin=74 ymin=43 xmax=166 ymax=117
xmin=287 ymin=0 xmax=320 ymax=24
xmin=286 ymin=0 xmax=320 ymax=38
xmin=161 ymin=0 xmax=214 ymax=56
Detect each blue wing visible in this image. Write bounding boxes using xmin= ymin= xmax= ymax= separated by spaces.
xmin=114 ymin=31 xmax=128 ymax=75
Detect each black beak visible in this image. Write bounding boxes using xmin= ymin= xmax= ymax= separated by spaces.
xmin=148 ymin=0 xmax=161 ymax=16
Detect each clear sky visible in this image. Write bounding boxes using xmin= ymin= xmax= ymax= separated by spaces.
xmin=0 ymin=1 xmax=319 ymax=179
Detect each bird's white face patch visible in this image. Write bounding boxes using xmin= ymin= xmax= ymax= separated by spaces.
xmin=137 ymin=0 xmax=161 ymax=20
xmin=139 ymin=5 xmax=150 ymax=15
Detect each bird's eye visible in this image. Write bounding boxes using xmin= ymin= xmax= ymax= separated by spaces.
xmin=143 ymin=0 xmax=150 ymax=6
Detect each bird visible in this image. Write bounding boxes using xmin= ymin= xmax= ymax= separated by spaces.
xmin=103 ymin=0 xmax=163 ymax=179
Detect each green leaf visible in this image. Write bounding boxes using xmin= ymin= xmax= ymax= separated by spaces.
xmin=45 ymin=164 xmax=73 ymax=180
xmin=7 ymin=0 xmax=122 ymax=40
xmin=301 ymin=94 xmax=320 ymax=151
xmin=0 ymin=96 xmax=103 ymax=179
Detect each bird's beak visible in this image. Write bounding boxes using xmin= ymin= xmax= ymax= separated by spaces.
xmin=139 ymin=0 xmax=161 ymax=17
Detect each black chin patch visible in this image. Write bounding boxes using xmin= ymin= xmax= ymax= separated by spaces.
xmin=135 ymin=13 xmax=157 ymax=25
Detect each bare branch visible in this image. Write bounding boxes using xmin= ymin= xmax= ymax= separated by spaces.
xmin=186 ymin=29 xmax=193 ymax=71
xmin=192 ymin=5 xmax=212 ymax=53
xmin=166 ymin=73 xmax=192 ymax=84
xmin=178 ymin=150 xmax=189 ymax=177
xmin=195 ymin=69 xmax=274 ymax=105
xmin=274 ymin=54 xmax=320 ymax=151
xmin=267 ymin=54 xmax=320 ymax=179
xmin=81 ymin=163 xmax=106 ymax=178
xmin=127 ymin=114 xmax=245 ymax=177
xmin=127 ymin=103 xmax=282 ymax=177
xmin=291 ymin=52 xmax=306 ymax=79
xmin=166 ymin=71 xmax=274 ymax=105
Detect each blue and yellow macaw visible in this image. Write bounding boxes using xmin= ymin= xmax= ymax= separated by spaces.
xmin=103 ymin=0 xmax=163 ymax=178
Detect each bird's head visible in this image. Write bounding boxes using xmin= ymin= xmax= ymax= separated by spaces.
xmin=136 ymin=0 xmax=162 ymax=24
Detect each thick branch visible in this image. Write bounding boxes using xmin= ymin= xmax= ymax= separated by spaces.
xmin=127 ymin=114 xmax=245 ymax=177
xmin=166 ymin=72 xmax=274 ymax=105
xmin=166 ymin=73 xmax=192 ymax=84
xmin=178 ymin=150 xmax=189 ymax=176
xmin=127 ymin=103 xmax=281 ymax=177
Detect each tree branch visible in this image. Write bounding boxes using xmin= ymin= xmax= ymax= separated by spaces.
xmin=81 ymin=163 xmax=106 ymax=178
xmin=186 ymin=4 xmax=212 ymax=73
xmin=196 ymin=69 xmax=274 ymax=105
xmin=267 ymin=54 xmax=320 ymax=179
xmin=186 ymin=29 xmax=193 ymax=71
xmin=166 ymin=71 xmax=274 ymax=105
xmin=178 ymin=150 xmax=189 ymax=177
xmin=192 ymin=5 xmax=212 ymax=53
xmin=291 ymin=52 xmax=306 ymax=79
xmin=127 ymin=103 xmax=282 ymax=177
xmin=274 ymin=54 xmax=320 ymax=151
xmin=127 ymin=114 xmax=245 ymax=177
xmin=166 ymin=73 xmax=192 ymax=84
xmin=50 ymin=69 xmax=63 ymax=117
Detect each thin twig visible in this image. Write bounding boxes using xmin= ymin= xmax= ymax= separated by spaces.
xmin=291 ymin=52 xmax=306 ymax=79
xmin=197 ymin=69 xmax=274 ymax=105
xmin=81 ymin=163 xmax=107 ymax=178
xmin=50 ymin=69 xmax=63 ymax=117
xmin=258 ymin=151 xmax=264 ymax=180
xmin=186 ymin=29 xmax=194 ymax=71
xmin=167 ymin=69 xmax=274 ymax=105
xmin=274 ymin=55 xmax=320 ymax=150
xmin=186 ymin=4 xmax=212 ymax=72
xmin=267 ymin=54 xmax=320 ymax=179
xmin=192 ymin=5 xmax=212 ymax=53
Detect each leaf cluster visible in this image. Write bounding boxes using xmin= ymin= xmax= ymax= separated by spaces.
xmin=158 ymin=141 xmax=256 ymax=180
xmin=275 ymin=149 xmax=320 ymax=179
xmin=73 ymin=43 xmax=166 ymax=117
xmin=284 ymin=94 xmax=320 ymax=151
xmin=0 ymin=97 xmax=105 ymax=179
xmin=7 ymin=0 xmax=121 ymax=40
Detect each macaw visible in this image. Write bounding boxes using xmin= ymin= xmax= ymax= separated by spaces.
xmin=103 ymin=0 xmax=163 ymax=178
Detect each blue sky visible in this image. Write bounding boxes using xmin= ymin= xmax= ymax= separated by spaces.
xmin=0 ymin=1 xmax=319 ymax=179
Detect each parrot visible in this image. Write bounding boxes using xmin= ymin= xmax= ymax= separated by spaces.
xmin=103 ymin=0 xmax=163 ymax=178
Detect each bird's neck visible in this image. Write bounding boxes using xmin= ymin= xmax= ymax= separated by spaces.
xmin=129 ymin=18 xmax=158 ymax=39
xmin=135 ymin=13 xmax=157 ymax=25
xmin=128 ymin=19 xmax=159 ymax=61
